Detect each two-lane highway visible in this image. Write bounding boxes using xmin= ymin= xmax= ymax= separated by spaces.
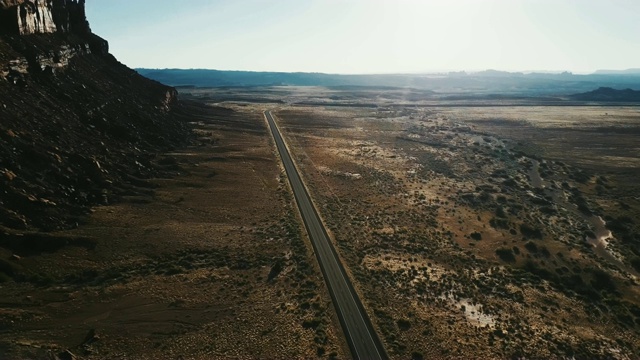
xmin=265 ymin=111 xmax=387 ymax=360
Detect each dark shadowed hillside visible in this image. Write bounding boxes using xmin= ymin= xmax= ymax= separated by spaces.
xmin=569 ymin=87 xmax=640 ymax=102
xmin=0 ymin=0 xmax=190 ymax=234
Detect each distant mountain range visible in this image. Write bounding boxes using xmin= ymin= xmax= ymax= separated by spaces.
xmin=136 ymin=68 xmax=640 ymax=96
xmin=569 ymin=87 xmax=640 ymax=102
xmin=593 ymin=69 xmax=640 ymax=75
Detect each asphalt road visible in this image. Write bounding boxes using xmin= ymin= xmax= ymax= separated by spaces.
xmin=265 ymin=111 xmax=387 ymax=360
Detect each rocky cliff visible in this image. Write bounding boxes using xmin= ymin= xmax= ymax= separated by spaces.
xmin=0 ymin=0 xmax=189 ymax=232
xmin=0 ymin=0 xmax=90 ymax=35
xmin=1 ymin=0 xmax=108 ymax=85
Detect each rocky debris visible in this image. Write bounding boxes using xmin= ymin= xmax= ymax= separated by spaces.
xmin=56 ymin=349 xmax=76 ymax=360
xmin=77 ymin=328 xmax=99 ymax=355
xmin=80 ymin=328 xmax=98 ymax=345
xmin=1 ymin=42 xmax=100 ymax=82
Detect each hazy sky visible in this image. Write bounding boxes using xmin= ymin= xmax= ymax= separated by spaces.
xmin=86 ymin=0 xmax=640 ymax=74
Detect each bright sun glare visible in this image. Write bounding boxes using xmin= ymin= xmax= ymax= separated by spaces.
xmin=87 ymin=0 xmax=640 ymax=73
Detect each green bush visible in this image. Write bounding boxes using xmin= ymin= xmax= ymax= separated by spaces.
xmin=397 ymin=319 xmax=411 ymax=331
xmin=496 ymin=248 xmax=516 ymax=263
xmin=631 ymin=257 xmax=640 ymax=273
xmin=590 ymin=268 xmax=616 ymax=292
xmin=524 ymin=241 xmax=538 ymax=253
xmin=520 ymin=224 xmax=543 ymax=239
xmin=302 ymin=318 xmax=321 ymax=329
xmin=0 ymin=272 xmax=12 ymax=283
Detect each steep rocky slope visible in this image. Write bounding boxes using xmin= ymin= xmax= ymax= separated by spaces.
xmin=0 ymin=1 xmax=190 ymax=235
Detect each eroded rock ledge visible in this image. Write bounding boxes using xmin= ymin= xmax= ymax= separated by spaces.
xmin=0 ymin=0 xmax=108 ymax=83
xmin=0 ymin=0 xmax=185 ymax=232
xmin=0 ymin=0 xmax=89 ymax=35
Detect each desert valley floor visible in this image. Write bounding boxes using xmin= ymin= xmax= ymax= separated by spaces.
xmin=2 ymin=86 xmax=640 ymax=359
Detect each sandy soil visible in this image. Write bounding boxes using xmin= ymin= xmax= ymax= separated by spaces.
xmin=272 ymin=102 xmax=640 ymax=359
xmin=4 ymin=83 xmax=640 ymax=359
xmin=0 ymin=103 xmax=347 ymax=359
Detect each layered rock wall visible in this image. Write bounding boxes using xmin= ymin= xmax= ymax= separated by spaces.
xmin=0 ymin=0 xmax=187 ymax=232
xmin=17 ymin=1 xmax=57 ymax=34
xmin=1 ymin=0 xmax=108 ymax=82
xmin=0 ymin=0 xmax=27 ymax=8
xmin=0 ymin=36 xmax=107 ymax=83
xmin=0 ymin=0 xmax=89 ymax=35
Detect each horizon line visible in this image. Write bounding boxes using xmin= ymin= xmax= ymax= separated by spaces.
xmin=134 ymin=67 xmax=640 ymax=76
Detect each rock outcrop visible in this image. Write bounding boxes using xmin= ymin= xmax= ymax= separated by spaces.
xmin=0 ymin=1 xmax=189 ymax=231
xmin=0 ymin=0 xmax=90 ymax=35
xmin=0 ymin=0 xmax=26 ymax=9
xmin=1 ymin=0 xmax=107 ymax=83
xmin=16 ymin=0 xmax=57 ymax=34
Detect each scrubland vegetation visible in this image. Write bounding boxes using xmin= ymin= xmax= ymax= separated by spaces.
xmin=275 ymin=99 xmax=640 ymax=358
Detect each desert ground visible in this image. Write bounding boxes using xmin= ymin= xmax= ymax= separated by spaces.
xmin=2 ymin=86 xmax=640 ymax=359
xmin=0 ymin=101 xmax=347 ymax=359
xmin=267 ymin=97 xmax=640 ymax=359
xmin=185 ymin=85 xmax=640 ymax=358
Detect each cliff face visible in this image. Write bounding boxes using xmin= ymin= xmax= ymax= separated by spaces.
xmin=0 ymin=0 xmax=89 ymax=35
xmin=16 ymin=0 xmax=57 ymax=34
xmin=0 ymin=1 xmax=189 ymax=232
xmin=1 ymin=0 xmax=108 ymax=84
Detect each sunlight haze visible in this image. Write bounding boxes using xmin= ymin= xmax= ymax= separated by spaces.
xmin=87 ymin=0 xmax=640 ymax=74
